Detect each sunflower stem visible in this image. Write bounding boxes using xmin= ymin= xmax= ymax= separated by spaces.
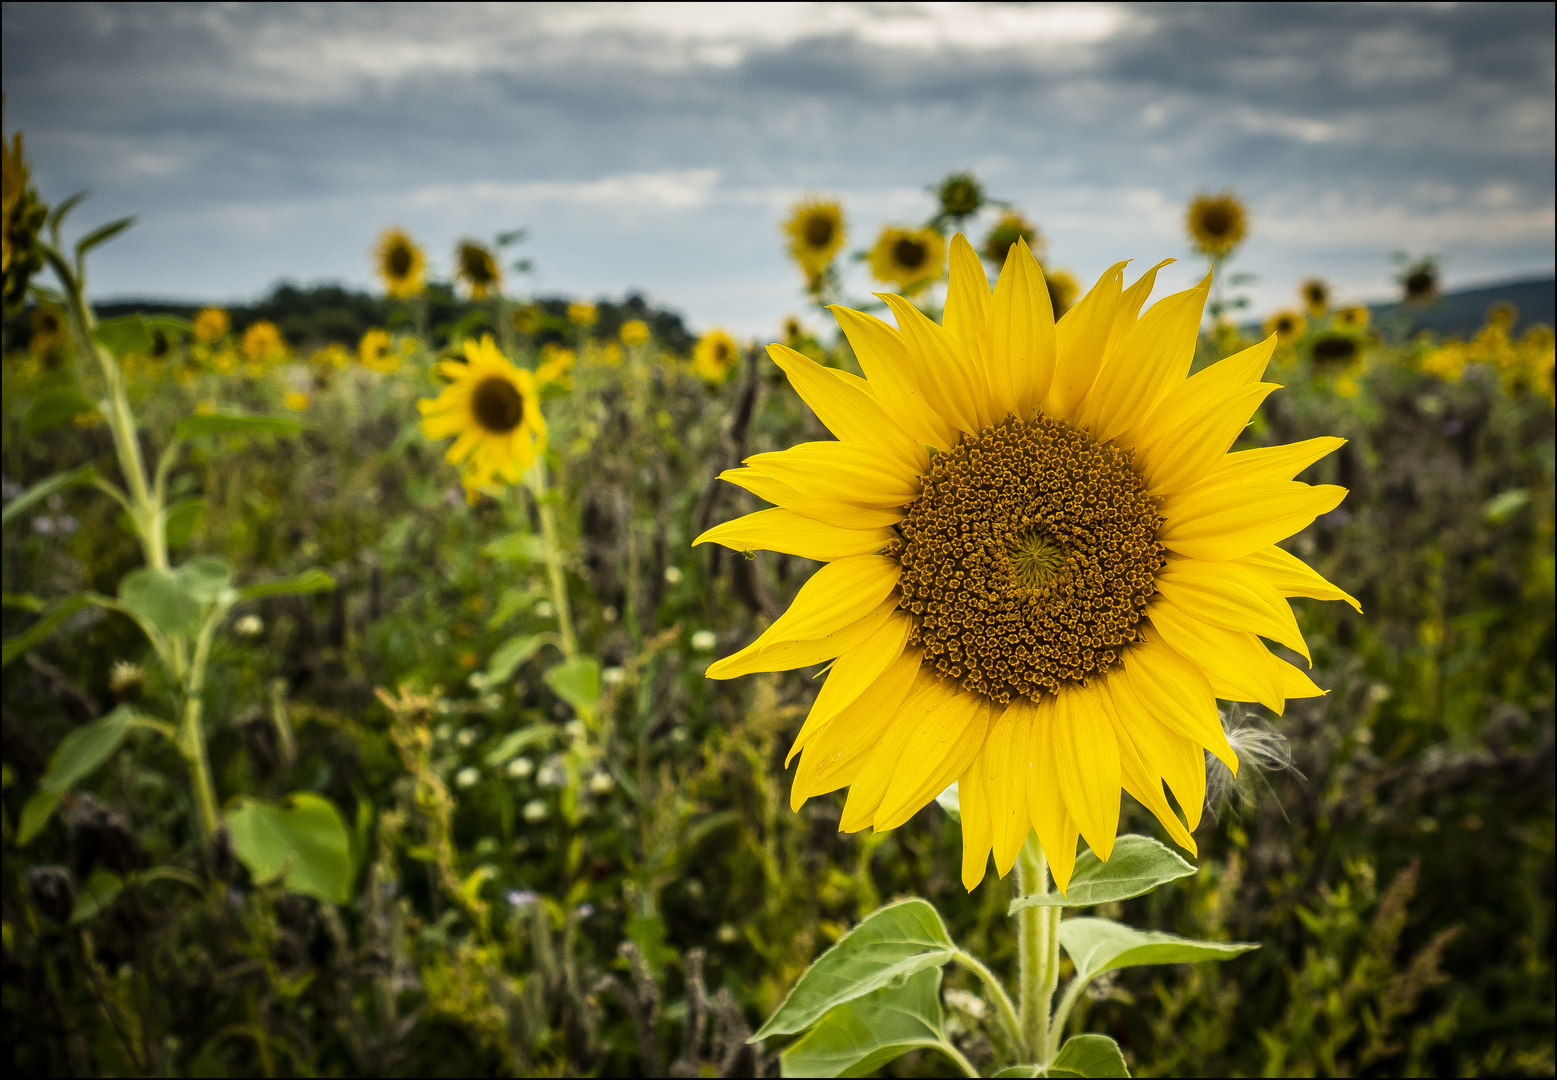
xmin=528 ymin=461 xmax=579 ymax=664
xmin=1016 ymin=833 xmax=1060 ymax=1065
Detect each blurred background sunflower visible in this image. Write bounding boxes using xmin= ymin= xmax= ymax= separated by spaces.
xmin=867 ymin=224 xmax=944 ymax=294
xmin=375 ymin=227 xmax=425 ymax=299
xmin=455 ymin=239 xmax=502 ymax=299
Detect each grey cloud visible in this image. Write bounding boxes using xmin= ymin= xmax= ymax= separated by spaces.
xmin=2 ymin=1 xmax=1550 ymax=332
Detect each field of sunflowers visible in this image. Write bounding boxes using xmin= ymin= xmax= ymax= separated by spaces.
xmin=3 ymin=122 xmax=1554 ymax=1080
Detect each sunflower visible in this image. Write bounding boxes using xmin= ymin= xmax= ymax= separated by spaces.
xmin=1309 ymin=332 xmax=1363 ymax=374
xmin=1186 ymin=192 xmax=1248 ymax=258
xmin=240 ymin=321 xmax=288 ymax=367
xmin=568 ymin=301 xmax=598 ymax=328
xmin=455 ymin=240 xmax=502 ymax=300
xmin=1046 ymin=269 xmax=1079 ymax=319
xmin=418 ymin=335 xmax=545 ymax=488
xmin=536 ymin=342 xmax=576 ymax=389
xmin=783 ymin=315 xmax=805 ymax=346
xmin=935 ymin=172 xmax=985 ymax=221
xmin=869 ymin=226 xmax=945 ymax=295
xmin=1263 ymin=310 xmax=1307 ymax=346
xmin=359 ymin=328 xmax=398 ymax=373
xmin=1399 ymin=258 xmax=1439 ymax=306
xmin=621 ymin=319 xmax=651 ymax=347
xmin=193 ymin=307 xmax=230 ymax=343
xmin=376 ymin=228 xmax=426 ymax=299
xmin=694 ymin=235 xmax=1352 ymax=892
xmin=784 ymin=198 xmax=846 ymax=280
xmin=982 ymin=211 xmax=1043 ymax=268
xmin=693 ymin=329 xmax=740 ymax=384
xmin=1333 ymin=305 xmax=1370 ymax=330
xmin=1300 ymin=278 xmax=1330 ymax=317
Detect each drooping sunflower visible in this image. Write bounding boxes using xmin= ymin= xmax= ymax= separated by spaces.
xmin=376 ymin=228 xmax=426 ymax=299
xmin=1333 ymin=305 xmax=1370 ymax=330
xmin=982 ymin=211 xmax=1043 ymax=268
xmin=1399 ymin=257 xmax=1439 ymax=307
xmin=869 ymin=226 xmax=945 ymax=295
xmin=695 ymin=235 xmax=1353 ymax=892
xmin=1263 ymin=310 xmax=1307 ymax=346
xmin=693 ymin=328 xmax=740 ymax=384
xmin=784 ymin=198 xmax=847 ymax=281
xmin=1186 ymin=191 xmax=1248 ymax=258
xmin=934 ymin=171 xmax=985 ymax=222
xmin=455 ymin=240 xmax=503 ymax=300
xmin=418 ymin=335 xmax=545 ymax=488
xmin=1300 ymin=278 xmax=1330 ymax=317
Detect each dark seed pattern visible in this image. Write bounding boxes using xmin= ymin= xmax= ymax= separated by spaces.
xmin=472 ymin=376 xmax=526 ymax=434
xmin=890 ymin=415 xmax=1165 ymax=705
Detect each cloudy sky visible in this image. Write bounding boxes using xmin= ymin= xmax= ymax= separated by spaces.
xmin=4 ymin=2 xmax=1553 ymax=335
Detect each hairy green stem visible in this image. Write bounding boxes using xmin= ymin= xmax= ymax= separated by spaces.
xmin=528 ymin=462 xmax=578 ymax=664
xmin=1016 ymin=833 xmax=1061 ymax=1064
xmin=936 ymin=1039 xmax=981 ymax=1078
xmin=951 ymin=949 xmax=1021 ymax=1053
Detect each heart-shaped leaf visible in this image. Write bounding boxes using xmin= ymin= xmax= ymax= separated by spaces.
xmin=754 ymin=897 xmax=956 ymax=1040
xmin=1009 ymin=835 xmax=1196 ymax=912
xmin=119 ymin=567 xmax=203 ymax=640
xmin=24 ymin=390 xmax=99 ymax=437
xmin=779 ymin=966 xmax=947 ymax=1078
xmin=226 ymin=792 xmax=354 ymax=904
xmin=1059 ymin=917 xmax=1258 ymax=982
xmin=545 ymin=657 xmax=601 ymax=716
xmin=1047 ymin=1034 xmax=1130 ymax=1077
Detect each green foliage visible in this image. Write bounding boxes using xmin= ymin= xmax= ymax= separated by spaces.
xmin=1009 ymin=837 xmax=1196 ymax=911
xmin=226 ymin=792 xmax=354 ymax=903
xmin=779 ymin=967 xmax=950 ymax=1078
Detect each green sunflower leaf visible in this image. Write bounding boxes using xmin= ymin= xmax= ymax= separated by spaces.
xmin=226 ymin=792 xmax=354 ymax=904
xmin=1008 ymin=835 xmax=1196 ymax=912
xmin=779 ymin=966 xmax=947 ymax=1079
xmin=17 ymin=705 xmax=139 ymax=844
xmin=237 ymin=568 xmax=335 ymax=601
xmin=1047 ymin=1034 xmax=1131 ymax=1077
xmin=753 ymin=897 xmax=957 ymax=1040
xmin=24 ymin=389 xmax=99 ymax=437
xmin=173 ymin=411 xmax=306 ymax=440
xmin=1059 ymin=917 xmax=1258 ymax=982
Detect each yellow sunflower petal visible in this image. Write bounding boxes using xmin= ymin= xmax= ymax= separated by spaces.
xmin=838 ymin=678 xmax=942 ymax=832
xmin=1201 ymin=436 xmax=1346 ymax=487
xmin=765 ymin=343 xmax=927 ymax=475
xmin=1047 ymin=261 xmax=1129 ymax=421
xmin=1240 ymin=545 xmax=1362 ymax=613
xmin=942 ymin=233 xmax=991 ymax=377
xmin=830 ymin=305 xmax=956 ymax=452
xmin=742 ymin=442 xmax=921 ymax=507
xmin=1024 ymin=696 xmax=1082 ymax=893
xmin=693 ymin=507 xmax=896 ymax=562
xmin=982 ymin=703 xmax=1035 ymax=876
xmin=718 ymin=467 xmax=906 ymax=529
xmin=788 ymin=612 xmax=914 ymax=765
xmin=1138 ymin=381 xmax=1281 ymax=495
xmin=1109 ymin=673 xmax=1207 ymax=830
xmin=1106 ymin=259 xmax=1178 ymax=356
xmin=879 ymin=293 xmax=990 ymax=435
xmin=1160 ymin=480 xmax=1347 ymax=562
xmin=873 ymin=678 xmax=993 ymax=831
xmin=710 ymin=597 xmax=897 ymax=680
xmin=1103 ymin=682 xmax=1197 ymax=854
xmin=1154 ymin=557 xmax=1311 ymax=663
xmin=705 ymin=558 xmax=900 ymax=678
xmin=988 ymin=238 xmax=1057 ymax=422
xmin=1124 ymin=630 xmax=1236 ymax=771
xmin=1049 ymin=684 xmax=1121 ymax=861
xmin=790 ymin=647 xmax=921 ymax=806
xmin=1084 ymin=272 xmax=1209 ymax=444
xmin=1147 ymin=598 xmax=1286 ymax=714
xmin=957 ymin=757 xmax=995 ymax=891
xmin=1273 ymin=654 xmax=1327 ymax=700
xmin=1136 ymin=334 xmax=1275 ymax=445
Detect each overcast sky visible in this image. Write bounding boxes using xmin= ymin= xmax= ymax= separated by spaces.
xmin=4 ymin=2 xmax=1553 ymax=336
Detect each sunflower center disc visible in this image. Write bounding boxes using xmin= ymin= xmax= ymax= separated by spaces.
xmin=388 ymin=245 xmax=412 ymax=276
xmin=1201 ymin=207 xmax=1231 ymax=236
xmin=471 ymin=376 xmax=526 ymax=434
xmin=894 ymin=238 xmax=926 ymax=271
xmin=804 ymin=216 xmax=834 ymax=247
xmin=892 ymin=415 xmax=1166 ymax=704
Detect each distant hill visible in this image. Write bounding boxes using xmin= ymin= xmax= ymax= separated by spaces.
xmin=1367 ymin=276 xmax=1554 ymax=341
